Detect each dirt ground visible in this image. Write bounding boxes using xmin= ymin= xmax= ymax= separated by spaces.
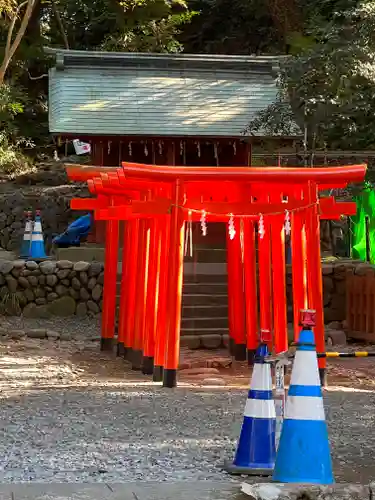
xmin=1 ymin=336 xmax=375 ymax=483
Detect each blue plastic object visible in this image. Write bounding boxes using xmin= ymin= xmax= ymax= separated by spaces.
xmin=53 ymin=214 xmax=92 ymax=247
xmin=272 ymin=328 xmax=334 ymax=484
xmin=225 ymin=343 xmax=276 ymax=475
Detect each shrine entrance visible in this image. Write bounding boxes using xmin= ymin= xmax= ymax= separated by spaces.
xmin=66 ymin=162 xmax=366 ymax=387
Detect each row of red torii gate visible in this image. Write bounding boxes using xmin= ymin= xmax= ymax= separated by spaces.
xmin=67 ymin=161 xmax=366 ymax=387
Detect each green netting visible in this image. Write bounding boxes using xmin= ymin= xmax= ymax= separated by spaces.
xmin=352 ymin=189 xmax=375 ymax=263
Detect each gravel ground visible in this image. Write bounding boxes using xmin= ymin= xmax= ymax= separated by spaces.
xmin=0 ymin=316 xmax=375 ymax=483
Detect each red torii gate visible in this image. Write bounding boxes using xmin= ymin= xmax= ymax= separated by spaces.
xmin=66 ymin=162 xmax=366 ymax=388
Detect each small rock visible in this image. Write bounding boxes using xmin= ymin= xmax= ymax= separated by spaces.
xmin=56 ymin=260 xmax=73 ymax=270
xmin=92 ymin=284 xmax=102 ymax=301
xmin=48 ymin=296 xmax=76 ymax=316
xmin=87 ymin=277 xmax=96 ymax=290
xmin=11 ymin=330 xmax=26 ymax=340
xmin=201 ymin=377 xmax=226 ymax=386
xmin=200 ymin=334 xmax=222 ymax=349
xmin=35 ymin=287 xmax=46 ymax=298
xmin=61 ymin=279 xmax=70 ymax=286
xmin=47 ymin=330 xmax=60 ymax=340
xmin=71 ymin=277 xmax=81 ymax=290
xmin=79 ymin=271 xmax=88 ymax=285
xmin=76 ymin=302 xmax=88 ymax=317
xmin=5 ymin=276 xmax=17 ymax=293
xmin=179 ymin=367 xmax=220 ymax=375
xmin=24 ymin=289 xmax=34 ymax=302
xmin=97 ymin=271 xmax=104 ymax=285
xmin=38 ymin=275 xmax=46 ymax=285
xmin=11 ymin=268 xmax=21 ymax=278
xmin=56 ymin=284 xmax=69 ymax=297
xmin=13 ymin=259 xmax=25 ymax=269
xmin=60 ymin=332 xmax=72 ymax=341
xmin=30 ymin=269 xmax=41 ymax=276
xmin=23 ymin=302 xmax=50 ymax=319
xmin=26 ymin=329 xmax=47 ymax=339
xmin=88 ymin=262 xmax=102 ymax=277
xmin=0 ymin=260 xmax=14 ymax=274
xmin=21 ymin=269 xmax=31 ymax=277
xmin=27 ymin=275 xmax=38 ymax=287
xmin=35 ymin=297 xmax=47 ymax=305
xmin=56 ymin=269 xmax=70 ymax=280
xmin=46 ymin=274 xmax=58 ymax=287
xmin=74 ymin=261 xmax=90 ymax=272
xmin=69 ymin=287 xmax=80 ymax=300
xmin=180 ymin=335 xmax=201 ymax=349
xmin=47 ymin=292 xmax=59 ymax=302
xmin=80 ymin=288 xmax=90 ymax=301
xmin=18 ymin=277 xmax=30 ymax=289
xmin=25 ymin=261 xmax=38 ymax=270
xmin=87 ymin=300 xmax=100 ymax=313
xmin=40 ymin=261 xmax=56 ymax=275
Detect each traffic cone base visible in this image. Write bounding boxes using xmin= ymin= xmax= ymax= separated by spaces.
xmin=225 ymin=344 xmax=276 ymax=476
xmin=272 ymin=328 xmax=334 ymax=485
xmin=273 ymin=419 xmax=333 ymax=484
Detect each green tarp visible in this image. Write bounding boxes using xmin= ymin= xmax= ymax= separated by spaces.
xmin=352 ymin=189 xmax=375 ymax=264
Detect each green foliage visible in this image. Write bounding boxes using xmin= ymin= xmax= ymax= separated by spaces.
xmin=248 ymin=1 xmax=375 ymax=151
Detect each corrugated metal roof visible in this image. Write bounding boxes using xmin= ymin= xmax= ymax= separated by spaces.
xmin=48 ymin=50 xmax=282 ymax=137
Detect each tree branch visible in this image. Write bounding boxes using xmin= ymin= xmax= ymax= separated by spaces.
xmin=0 ymin=0 xmax=37 ymax=84
xmin=51 ymin=0 xmax=69 ymax=49
xmin=4 ymin=1 xmax=28 ymax=61
xmin=27 ymin=70 xmax=48 ymax=80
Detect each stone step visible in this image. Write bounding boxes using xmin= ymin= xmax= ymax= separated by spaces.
xmin=181 ymin=327 xmax=228 ymax=337
xmin=185 ymin=247 xmax=227 ymax=263
xmin=183 ymin=282 xmax=227 ymax=295
xmin=181 ymin=316 xmax=228 ymax=329
xmin=182 ymin=304 xmax=228 ymax=318
xmin=182 ymin=293 xmax=228 ymax=306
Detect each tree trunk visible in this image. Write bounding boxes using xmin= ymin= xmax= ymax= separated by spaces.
xmin=0 ymin=0 xmax=37 ymax=85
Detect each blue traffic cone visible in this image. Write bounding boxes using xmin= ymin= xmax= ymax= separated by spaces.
xmin=272 ymin=327 xmax=334 ymax=484
xmin=225 ymin=343 xmax=276 ymax=475
xmin=29 ymin=210 xmax=47 ymax=260
xmin=20 ymin=210 xmax=32 ymax=258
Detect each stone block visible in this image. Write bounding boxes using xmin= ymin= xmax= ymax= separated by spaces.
xmin=26 ymin=329 xmax=47 ymax=339
xmin=48 ymin=296 xmax=76 ymax=316
xmin=241 ymin=483 xmax=370 ymax=500
xmin=74 ymin=261 xmax=90 ymax=272
xmin=56 ymin=260 xmax=73 ymax=269
xmin=39 ymin=261 xmax=56 ymax=275
xmin=200 ymin=334 xmax=222 ymax=349
xmin=180 ymin=335 xmax=201 ymax=349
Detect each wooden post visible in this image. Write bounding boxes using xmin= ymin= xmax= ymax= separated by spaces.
xmin=101 ymin=216 xmax=119 ymax=351
xmin=258 ymin=214 xmax=273 ymax=350
xmin=306 ymin=181 xmax=326 ymax=385
xmin=242 ymin=219 xmax=258 ymax=363
xmin=123 ymin=219 xmax=139 ymax=360
xmin=142 ymin=218 xmax=162 ymax=375
xmin=271 ymin=214 xmax=288 ymax=354
xmin=291 ymin=189 xmax=308 ymax=341
xmin=117 ymin=221 xmax=130 ymax=356
xmin=163 ymin=180 xmax=185 ymax=388
xmin=132 ymin=219 xmax=151 ymax=370
xmin=153 ymin=215 xmax=171 ymax=381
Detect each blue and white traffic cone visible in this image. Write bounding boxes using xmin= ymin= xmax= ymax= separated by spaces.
xmin=29 ymin=210 xmax=47 ymax=260
xmin=272 ymin=326 xmax=334 ymax=484
xmin=20 ymin=210 xmax=32 ymax=258
xmin=225 ymin=343 xmax=276 ymax=475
